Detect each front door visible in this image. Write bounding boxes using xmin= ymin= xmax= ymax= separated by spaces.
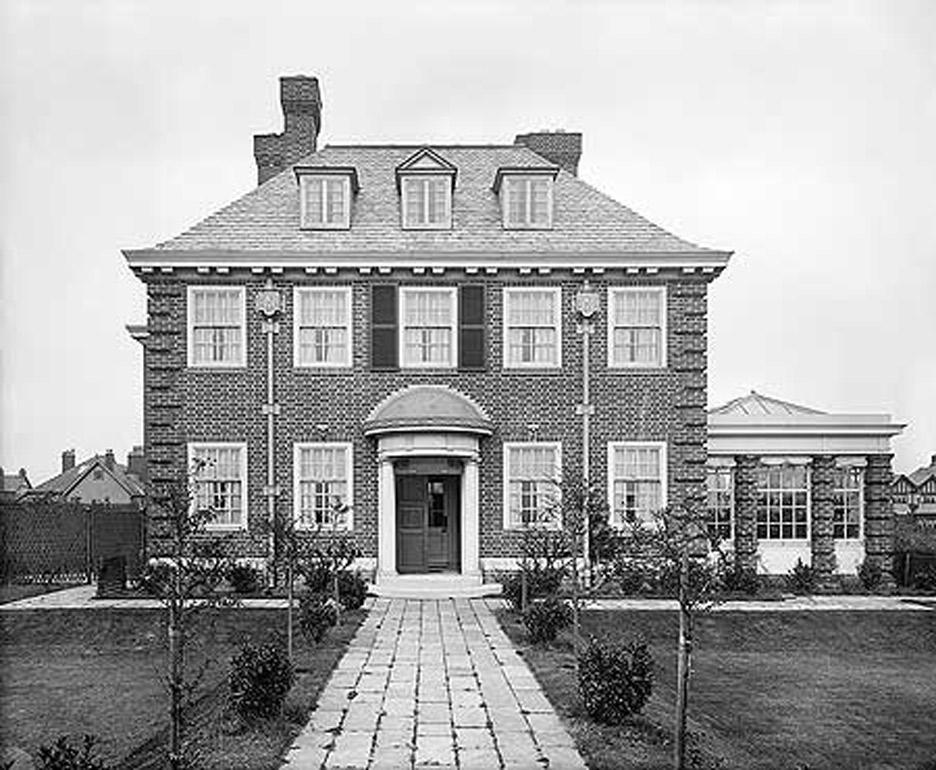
xmin=396 ymin=474 xmax=460 ymax=574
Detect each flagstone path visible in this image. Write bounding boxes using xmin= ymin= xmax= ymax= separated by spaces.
xmin=283 ymin=598 xmax=587 ymax=769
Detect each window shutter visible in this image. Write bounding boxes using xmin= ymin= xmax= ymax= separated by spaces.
xmin=371 ymin=285 xmax=398 ymax=370
xmin=459 ymin=284 xmax=485 ymax=370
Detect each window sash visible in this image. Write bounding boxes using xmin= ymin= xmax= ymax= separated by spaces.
xmin=191 ymin=445 xmax=245 ymax=528
xmin=505 ymin=445 xmax=560 ymax=528
xmin=295 ymin=445 xmax=351 ymax=529
xmin=402 ymin=177 xmax=450 ymax=228
xmin=609 ymin=289 xmax=665 ymax=367
xmin=610 ymin=445 xmax=664 ymax=527
xmin=504 ymin=289 xmax=560 ymax=367
xmin=189 ymin=288 xmax=244 ymax=366
xmin=755 ymin=467 xmax=809 ymax=539
xmin=302 ymin=176 xmax=349 ymax=228
xmin=832 ymin=467 xmax=863 ymax=540
xmin=503 ymin=177 xmax=551 ymax=228
xmin=400 ymin=288 xmax=456 ymax=367
xmin=706 ymin=467 xmax=734 ymax=541
xmin=296 ymin=288 xmax=351 ymax=367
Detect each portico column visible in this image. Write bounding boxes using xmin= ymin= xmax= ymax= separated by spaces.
xmin=461 ymin=456 xmax=481 ymax=578
xmin=378 ymin=457 xmax=396 ymax=580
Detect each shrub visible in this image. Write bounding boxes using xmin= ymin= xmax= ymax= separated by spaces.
xmin=37 ymin=735 xmax=109 ymax=770
xmin=913 ymin=564 xmax=936 ymax=592
xmin=719 ymin=558 xmax=760 ymax=596
xmin=787 ymin=558 xmax=819 ymax=594
xmin=578 ymin=636 xmax=654 ymax=724
xmin=336 ymin=571 xmax=367 ymax=610
xmin=613 ymin=557 xmax=653 ymax=595
xmin=227 ymin=564 xmax=262 ymax=595
xmin=228 ymin=641 xmax=295 ymax=721
xmin=522 ymin=597 xmax=573 ymax=645
xmin=137 ymin=561 xmax=174 ymax=597
xmin=502 ymin=566 xmax=566 ymax=612
xmin=299 ymin=592 xmax=338 ymax=643
xmin=856 ymin=559 xmax=884 ymax=592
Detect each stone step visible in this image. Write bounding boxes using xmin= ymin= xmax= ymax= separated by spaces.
xmin=369 ymin=574 xmax=502 ymax=599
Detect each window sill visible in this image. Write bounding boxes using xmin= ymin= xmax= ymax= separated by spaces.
xmin=205 ymin=524 xmax=248 ymax=532
xmin=294 ymin=365 xmax=354 ymax=373
xmin=605 ymin=366 xmax=669 ymax=374
xmin=187 ymin=364 xmax=247 ymax=371
xmin=300 ymin=223 xmax=351 ymax=231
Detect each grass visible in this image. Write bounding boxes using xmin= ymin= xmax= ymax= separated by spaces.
xmin=499 ymin=609 xmax=936 ymax=770
xmin=0 ymin=605 xmax=365 ymax=768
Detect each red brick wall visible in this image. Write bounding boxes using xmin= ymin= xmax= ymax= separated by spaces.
xmin=141 ymin=270 xmax=712 ymax=560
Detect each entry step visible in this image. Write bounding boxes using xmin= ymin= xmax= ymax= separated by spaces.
xmin=369 ymin=574 xmax=502 ymax=599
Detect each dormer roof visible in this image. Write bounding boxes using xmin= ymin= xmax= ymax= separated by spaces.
xmin=395 ymin=147 xmax=458 ymax=191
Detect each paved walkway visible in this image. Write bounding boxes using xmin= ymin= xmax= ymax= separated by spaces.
xmin=284 ymin=598 xmax=586 ymax=770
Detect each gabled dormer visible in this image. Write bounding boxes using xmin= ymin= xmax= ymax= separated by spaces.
xmin=396 ymin=148 xmax=457 ymax=230
xmin=294 ymin=165 xmax=359 ymax=230
xmin=493 ymin=166 xmax=558 ymax=230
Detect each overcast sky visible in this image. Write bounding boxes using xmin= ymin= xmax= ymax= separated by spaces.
xmin=1 ymin=0 xmax=934 ymax=483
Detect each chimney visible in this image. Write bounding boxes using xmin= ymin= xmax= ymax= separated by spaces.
xmin=253 ymin=75 xmax=322 ymax=185
xmin=127 ymin=446 xmax=147 ymax=483
xmin=515 ymin=130 xmax=583 ymax=176
xmin=104 ymin=449 xmax=115 ymax=471
xmin=514 ymin=129 xmax=582 ymax=176
xmin=62 ymin=449 xmax=75 ymax=473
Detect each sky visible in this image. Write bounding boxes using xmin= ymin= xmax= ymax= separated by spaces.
xmin=1 ymin=0 xmax=934 ymax=483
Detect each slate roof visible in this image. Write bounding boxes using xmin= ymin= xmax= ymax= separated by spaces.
xmin=709 ymin=390 xmax=826 ymax=417
xmin=364 ymin=385 xmax=493 ymax=435
xmin=30 ymin=455 xmax=145 ymax=500
xmin=907 ymin=459 xmax=936 ymax=487
xmin=146 ymin=145 xmax=723 ymax=256
xmin=1 ymin=470 xmax=30 ymax=496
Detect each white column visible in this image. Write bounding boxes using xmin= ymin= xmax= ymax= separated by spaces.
xmin=377 ymin=457 xmax=397 ymax=581
xmin=461 ymin=456 xmax=481 ymax=579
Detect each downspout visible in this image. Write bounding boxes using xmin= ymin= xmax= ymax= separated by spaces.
xmin=575 ymin=282 xmax=600 ymax=587
xmin=256 ymin=281 xmax=282 ymax=575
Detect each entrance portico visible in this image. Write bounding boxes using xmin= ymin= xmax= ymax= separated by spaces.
xmin=363 ymin=386 xmax=498 ymax=597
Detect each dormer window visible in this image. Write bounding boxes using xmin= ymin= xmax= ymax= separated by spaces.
xmin=396 ymin=148 xmax=457 ymax=231
xmin=294 ymin=167 xmax=359 ymax=230
xmin=493 ymin=168 xmax=558 ymax=230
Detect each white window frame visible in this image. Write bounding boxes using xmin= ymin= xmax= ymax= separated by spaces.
xmin=299 ymin=174 xmax=351 ymax=230
xmin=293 ymin=442 xmax=354 ymax=531
xmin=186 ymin=286 xmax=247 ymax=369
xmin=607 ymin=441 xmax=668 ymax=529
xmin=501 ymin=175 xmax=554 ymax=229
xmin=706 ymin=466 xmax=734 ymax=542
xmin=502 ymin=287 xmax=562 ymax=369
xmin=832 ymin=466 xmax=864 ymax=541
xmin=607 ymin=286 xmax=667 ymax=369
xmin=755 ymin=464 xmax=811 ymax=541
xmin=188 ymin=442 xmax=248 ymax=531
xmin=503 ymin=442 xmax=562 ymax=530
xmin=400 ymin=175 xmax=452 ymax=230
xmin=399 ymin=286 xmax=458 ymax=369
xmin=293 ymin=286 xmax=353 ymax=369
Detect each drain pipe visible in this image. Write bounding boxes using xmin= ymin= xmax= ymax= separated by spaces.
xmin=575 ymin=282 xmax=599 ymax=587
xmin=256 ymin=281 xmax=282 ymax=576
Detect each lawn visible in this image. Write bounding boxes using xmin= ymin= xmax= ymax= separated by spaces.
xmin=0 ymin=606 xmax=365 ymax=768
xmin=499 ymin=609 xmax=936 ymax=770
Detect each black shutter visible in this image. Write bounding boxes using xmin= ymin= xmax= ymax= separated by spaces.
xmin=371 ymin=285 xmax=398 ymax=370
xmin=459 ymin=284 xmax=485 ymax=370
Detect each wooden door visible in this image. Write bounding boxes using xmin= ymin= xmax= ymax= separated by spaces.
xmin=396 ymin=475 xmax=460 ymax=574
xmin=396 ymin=475 xmax=427 ymax=573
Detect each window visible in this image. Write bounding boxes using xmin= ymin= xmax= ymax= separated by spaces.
xmin=608 ymin=287 xmax=666 ymax=368
xmin=400 ymin=287 xmax=457 ymax=368
xmin=608 ymin=442 xmax=667 ymax=527
xmin=833 ymin=467 xmax=863 ymax=540
xmin=503 ymin=288 xmax=561 ymax=368
xmin=706 ymin=467 xmax=734 ymax=542
xmin=190 ymin=443 xmax=247 ymax=530
xmin=300 ymin=175 xmax=351 ymax=229
xmin=502 ymin=176 xmax=553 ymax=229
xmin=401 ymin=176 xmax=451 ymax=229
xmin=504 ymin=443 xmax=561 ymax=528
xmin=187 ymin=287 xmax=246 ymax=368
xmin=294 ymin=287 xmax=352 ymax=368
xmin=294 ymin=443 xmax=353 ymax=530
xmin=756 ymin=465 xmax=809 ymax=540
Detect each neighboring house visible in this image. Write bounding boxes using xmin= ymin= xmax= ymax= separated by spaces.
xmin=0 ymin=468 xmax=31 ymax=501
xmin=123 ymin=74 xmax=735 ymax=595
xmin=25 ymin=448 xmax=147 ymax=507
xmin=892 ymin=455 xmax=936 ymax=525
xmin=707 ymin=391 xmax=904 ymax=576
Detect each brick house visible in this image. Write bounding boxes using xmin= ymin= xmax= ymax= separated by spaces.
xmin=892 ymin=455 xmax=936 ymax=526
xmin=125 ymin=75 xmax=732 ymax=594
xmin=707 ymin=391 xmax=903 ymax=581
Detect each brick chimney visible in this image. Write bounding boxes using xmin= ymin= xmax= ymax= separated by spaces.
xmin=104 ymin=449 xmax=115 ymax=471
xmin=253 ymin=76 xmax=322 ymax=185
xmin=127 ymin=445 xmax=147 ymax=483
xmin=62 ymin=449 xmax=75 ymax=473
xmin=514 ymin=130 xmax=583 ymax=176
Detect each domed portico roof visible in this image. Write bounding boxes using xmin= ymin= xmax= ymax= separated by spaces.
xmin=363 ymin=386 xmax=493 ymax=436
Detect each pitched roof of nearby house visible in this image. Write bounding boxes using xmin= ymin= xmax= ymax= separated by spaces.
xmin=907 ymin=459 xmax=936 ymax=487
xmin=709 ymin=390 xmax=826 ymax=417
xmin=136 ymin=145 xmax=727 ymax=257
xmin=1 ymin=469 xmax=31 ymax=495
xmin=30 ymin=455 xmax=145 ymax=500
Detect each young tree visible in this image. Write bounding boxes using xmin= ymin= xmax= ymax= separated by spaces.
xmin=144 ymin=460 xmax=237 ymax=769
